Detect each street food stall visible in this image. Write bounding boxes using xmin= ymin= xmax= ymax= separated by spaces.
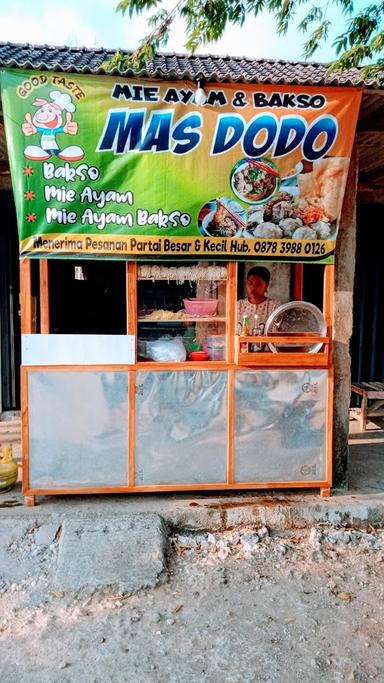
xmin=0 ymin=68 xmax=361 ymax=504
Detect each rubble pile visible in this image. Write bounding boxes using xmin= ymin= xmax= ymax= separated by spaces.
xmin=172 ymin=525 xmax=384 ymax=565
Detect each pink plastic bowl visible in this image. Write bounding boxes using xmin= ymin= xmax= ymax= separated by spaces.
xmin=183 ymin=298 xmax=218 ymax=317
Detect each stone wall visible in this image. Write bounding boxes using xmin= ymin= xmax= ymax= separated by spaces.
xmin=333 ymin=145 xmax=358 ymax=488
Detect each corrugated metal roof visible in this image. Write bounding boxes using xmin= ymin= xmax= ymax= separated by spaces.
xmin=0 ymin=41 xmax=381 ymax=88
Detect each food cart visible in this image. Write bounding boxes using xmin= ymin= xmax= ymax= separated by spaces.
xmin=0 ymin=68 xmax=361 ymax=504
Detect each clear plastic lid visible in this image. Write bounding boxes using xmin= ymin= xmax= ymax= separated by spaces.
xmin=264 ymin=301 xmax=327 ymax=353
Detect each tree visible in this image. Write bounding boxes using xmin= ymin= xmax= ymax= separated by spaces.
xmin=104 ymin=0 xmax=384 ymax=80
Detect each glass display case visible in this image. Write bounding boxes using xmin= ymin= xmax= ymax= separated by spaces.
xmin=135 ymin=370 xmax=228 ymax=485
xmin=28 ymin=370 xmax=129 ymax=488
xmin=137 ymin=263 xmax=229 ymax=363
xmin=234 ymin=369 xmax=327 ymax=482
xmin=20 ymin=258 xmax=333 ymax=504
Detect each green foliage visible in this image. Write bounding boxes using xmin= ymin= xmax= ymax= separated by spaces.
xmin=302 ymin=20 xmax=331 ymax=59
xmin=182 ymin=0 xmax=248 ymax=52
xmin=102 ymin=50 xmax=128 ymax=72
xmin=108 ymin=0 xmax=384 ymax=80
xmin=116 ymin=0 xmax=161 ymax=18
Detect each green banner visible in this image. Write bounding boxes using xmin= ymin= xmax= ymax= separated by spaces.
xmin=1 ymin=69 xmax=362 ymax=262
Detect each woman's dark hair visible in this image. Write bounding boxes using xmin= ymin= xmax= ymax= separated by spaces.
xmin=246 ymin=266 xmax=271 ymax=285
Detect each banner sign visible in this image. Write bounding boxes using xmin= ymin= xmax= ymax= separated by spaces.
xmin=1 ymin=69 xmax=362 ymax=262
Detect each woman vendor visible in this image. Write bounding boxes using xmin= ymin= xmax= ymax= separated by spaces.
xmin=237 ymin=266 xmax=281 ymax=332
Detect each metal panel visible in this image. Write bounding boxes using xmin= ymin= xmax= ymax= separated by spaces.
xmin=234 ymin=369 xmax=327 ymax=482
xmin=135 ymin=370 xmax=227 ymax=485
xmin=351 ymin=204 xmax=384 ymax=384
xmin=28 ymin=371 xmax=128 ymax=488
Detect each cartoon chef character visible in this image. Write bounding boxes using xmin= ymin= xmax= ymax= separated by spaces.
xmin=22 ymin=90 xmax=84 ymax=162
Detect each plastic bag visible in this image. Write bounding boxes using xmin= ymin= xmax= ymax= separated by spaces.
xmin=147 ymin=335 xmax=187 ymax=362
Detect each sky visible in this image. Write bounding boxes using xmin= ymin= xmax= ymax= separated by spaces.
xmin=0 ymin=0 xmax=367 ymax=63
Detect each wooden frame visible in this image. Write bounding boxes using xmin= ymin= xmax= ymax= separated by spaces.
xmin=235 ymin=336 xmax=330 ymax=367
xmin=20 ymin=259 xmax=334 ymax=504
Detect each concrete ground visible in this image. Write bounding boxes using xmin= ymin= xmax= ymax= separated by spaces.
xmin=1 ymin=415 xmax=384 ymax=682
xmin=0 ymin=419 xmax=384 ymax=531
xmin=1 ymin=415 xmax=384 ymax=531
xmin=1 ymin=495 xmax=384 ymax=682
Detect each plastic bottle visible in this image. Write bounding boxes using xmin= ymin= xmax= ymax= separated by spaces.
xmin=251 ymin=313 xmax=259 ymax=336
xmin=251 ymin=316 xmax=265 ymax=352
xmin=242 ymin=315 xmax=249 ymax=336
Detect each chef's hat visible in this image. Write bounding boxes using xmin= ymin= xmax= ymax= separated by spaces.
xmin=49 ymin=91 xmax=76 ymax=113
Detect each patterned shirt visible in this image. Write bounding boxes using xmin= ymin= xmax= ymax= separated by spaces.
xmin=237 ymin=298 xmax=282 ymax=331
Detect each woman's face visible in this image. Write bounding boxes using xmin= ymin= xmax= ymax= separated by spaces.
xmin=246 ymin=274 xmax=268 ymax=303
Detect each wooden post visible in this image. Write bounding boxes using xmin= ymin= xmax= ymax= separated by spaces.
xmin=39 ymin=259 xmax=50 ymax=333
xmin=226 ymin=263 xmax=237 ymax=484
xmin=20 ymin=259 xmax=32 ymax=333
xmin=127 ymin=261 xmax=137 ymax=336
xmin=21 ymin=366 xmax=31 ymax=502
xmin=128 ymin=369 xmax=136 ymax=487
xmin=324 ymin=264 xmax=334 ymax=496
xmin=320 ymin=488 xmax=331 ymax=498
xmin=226 ymin=262 xmax=237 ymax=364
xmin=293 ymin=264 xmax=304 ymax=301
xmin=20 ymin=261 xmax=34 ymax=505
xmin=323 ymin=265 xmax=334 ymax=333
xmin=227 ymin=368 xmax=235 ymax=484
xmin=24 ymin=495 xmax=36 ymax=507
xmin=127 ymin=262 xmax=137 ymax=487
xmin=359 ymin=393 xmax=368 ymax=431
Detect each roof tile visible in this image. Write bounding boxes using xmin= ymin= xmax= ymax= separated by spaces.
xmin=0 ymin=41 xmax=380 ymax=88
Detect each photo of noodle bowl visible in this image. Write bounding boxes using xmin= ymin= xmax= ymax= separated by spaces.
xmin=198 ymin=197 xmax=246 ymax=238
xmin=231 ymin=157 xmax=280 ymax=204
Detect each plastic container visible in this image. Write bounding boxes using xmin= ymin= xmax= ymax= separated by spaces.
xmin=206 ymin=334 xmax=225 ymax=348
xmin=206 ymin=347 xmax=225 ymax=360
xmin=183 ymin=298 xmax=218 ymax=317
xmin=206 ymin=333 xmax=225 ymax=360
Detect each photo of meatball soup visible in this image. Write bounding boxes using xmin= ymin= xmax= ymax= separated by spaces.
xmin=231 ymin=158 xmax=280 ymax=204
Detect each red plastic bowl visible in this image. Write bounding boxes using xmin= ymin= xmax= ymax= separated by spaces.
xmin=189 ymin=351 xmax=209 ymax=361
